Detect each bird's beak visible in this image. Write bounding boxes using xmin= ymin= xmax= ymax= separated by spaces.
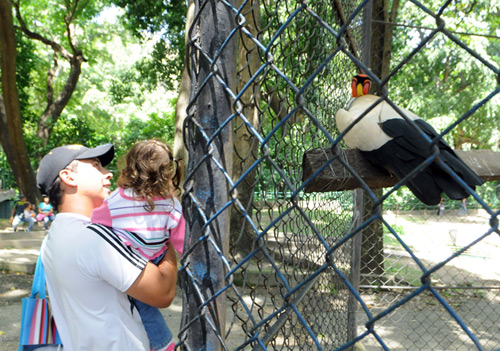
xmin=356 ymin=83 xmax=365 ymax=97
xmin=351 ymin=74 xmax=371 ymax=97
xmin=351 ymin=82 xmax=365 ymax=98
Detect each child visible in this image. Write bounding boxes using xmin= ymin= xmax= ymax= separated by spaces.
xmin=24 ymin=202 xmax=36 ymax=224
xmin=91 ymin=139 xmax=184 ymax=351
xmin=24 ymin=202 xmax=35 ymax=218
xmin=9 ymin=195 xmax=35 ymax=232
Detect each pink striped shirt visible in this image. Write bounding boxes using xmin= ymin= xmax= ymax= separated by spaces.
xmin=91 ymin=188 xmax=185 ymax=260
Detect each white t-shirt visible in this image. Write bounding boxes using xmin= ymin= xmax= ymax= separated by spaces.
xmin=41 ymin=213 xmax=150 ymax=351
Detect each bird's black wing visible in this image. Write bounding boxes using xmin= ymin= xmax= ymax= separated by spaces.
xmin=362 ymin=138 xmax=444 ymax=205
xmin=383 ymin=119 xmax=483 ymax=186
xmin=363 ymin=118 xmax=483 ymax=205
xmin=379 ymin=118 xmax=441 ymax=158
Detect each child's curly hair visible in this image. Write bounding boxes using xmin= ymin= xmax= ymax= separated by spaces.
xmin=117 ymin=139 xmax=182 ymax=211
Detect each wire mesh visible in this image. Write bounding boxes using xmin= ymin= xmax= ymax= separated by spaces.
xmin=179 ymin=0 xmax=500 ymax=350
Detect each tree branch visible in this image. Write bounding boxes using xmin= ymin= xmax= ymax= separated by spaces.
xmin=45 ymin=52 xmax=58 ymax=108
xmin=332 ymin=0 xmax=361 ymax=66
xmin=64 ymin=0 xmax=83 ymax=56
xmin=13 ymin=0 xmax=73 ymax=60
xmin=38 ymin=54 xmax=83 ymax=142
xmin=302 ymin=148 xmax=500 ymax=193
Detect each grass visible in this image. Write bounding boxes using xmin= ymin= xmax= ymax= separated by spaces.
xmin=254 ymin=207 xmax=353 ymax=239
xmin=384 ymin=259 xmax=422 ymax=287
xmin=0 ymin=218 xmax=11 ymax=231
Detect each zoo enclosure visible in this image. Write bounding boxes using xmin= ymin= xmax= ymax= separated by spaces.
xmin=178 ymin=0 xmax=500 ymax=350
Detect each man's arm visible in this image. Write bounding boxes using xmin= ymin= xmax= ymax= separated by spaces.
xmin=126 ymin=242 xmax=178 ymax=308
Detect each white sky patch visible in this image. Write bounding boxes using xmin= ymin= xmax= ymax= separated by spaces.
xmin=94 ymin=5 xmax=123 ymax=25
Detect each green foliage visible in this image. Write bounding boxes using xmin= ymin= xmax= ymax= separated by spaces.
xmin=119 ymin=106 xmax=176 ymax=148
xmin=50 ymin=116 xmax=111 ymax=149
xmin=18 ymin=0 xmax=112 ymax=53
xmin=389 ymin=0 xmax=500 ymax=150
xmin=0 ymin=150 xmax=16 ymax=190
xmin=134 ymin=40 xmax=183 ymax=91
xmin=109 ymin=71 xmax=140 ymax=104
xmin=1 ymin=1 xmax=180 ymax=190
xmin=15 ymin=33 xmax=37 ymax=122
xmin=383 ymin=181 xmax=500 ymax=212
xmin=111 ymin=0 xmax=187 ymax=90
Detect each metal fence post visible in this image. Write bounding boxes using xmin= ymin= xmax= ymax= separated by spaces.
xmin=180 ymin=0 xmax=237 ymax=349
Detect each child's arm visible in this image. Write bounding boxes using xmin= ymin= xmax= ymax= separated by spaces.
xmin=126 ymin=241 xmax=178 ymax=308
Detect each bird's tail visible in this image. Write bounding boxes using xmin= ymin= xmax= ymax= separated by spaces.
xmin=435 ymin=150 xmax=484 ymax=201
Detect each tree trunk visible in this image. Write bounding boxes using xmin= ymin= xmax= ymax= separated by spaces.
xmin=230 ymin=0 xmax=262 ymax=257
xmin=13 ymin=0 xmax=85 ymax=151
xmin=174 ymin=0 xmax=195 ymax=179
xmin=360 ymin=0 xmax=400 ymax=283
xmin=369 ymin=0 xmax=399 ymax=89
xmin=0 ymin=0 xmax=38 ymax=202
xmin=359 ymin=189 xmax=385 ymax=283
xmin=37 ymin=54 xmax=83 ymax=146
xmin=180 ymin=0 xmax=237 ymax=348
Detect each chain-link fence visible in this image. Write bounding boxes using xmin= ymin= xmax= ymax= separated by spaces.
xmin=178 ymin=0 xmax=500 ymax=350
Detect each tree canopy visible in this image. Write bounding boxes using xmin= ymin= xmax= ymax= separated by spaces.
xmin=0 ymin=0 xmax=180 ymax=200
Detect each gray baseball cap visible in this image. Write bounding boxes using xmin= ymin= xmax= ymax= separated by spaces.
xmin=37 ymin=144 xmax=114 ymax=194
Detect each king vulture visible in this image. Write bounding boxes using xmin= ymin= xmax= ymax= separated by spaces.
xmin=335 ymin=74 xmax=484 ymax=206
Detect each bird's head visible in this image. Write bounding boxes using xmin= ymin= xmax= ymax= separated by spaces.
xmin=351 ymin=74 xmax=371 ymax=97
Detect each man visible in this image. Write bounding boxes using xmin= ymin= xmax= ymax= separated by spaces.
xmin=37 ymin=144 xmax=178 ymax=351
xmin=9 ymin=194 xmax=35 ymax=232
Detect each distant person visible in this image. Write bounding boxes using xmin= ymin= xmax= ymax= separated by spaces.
xmin=37 ymin=195 xmax=56 ymax=230
xmin=437 ymin=198 xmax=445 ymax=217
xmin=37 ymin=144 xmax=178 ymax=350
xmin=24 ymin=202 xmax=36 ymax=221
xmin=91 ymin=139 xmax=185 ymax=351
xmin=459 ymin=198 xmax=468 ymax=216
xmin=9 ymin=194 xmax=35 ymax=232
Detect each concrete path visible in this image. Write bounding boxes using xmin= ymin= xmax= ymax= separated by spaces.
xmin=0 ymin=227 xmax=45 ymax=274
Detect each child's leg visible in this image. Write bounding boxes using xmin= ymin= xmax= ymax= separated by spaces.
xmin=26 ymin=217 xmax=35 ymax=231
xmin=43 ymin=216 xmax=50 ymax=230
xmin=138 ymin=250 xmax=174 ymax=350
xmin=133 ymin=298 xmax=173 ymax=350
xmin=12 ymin=215 xmax=21 ymax=232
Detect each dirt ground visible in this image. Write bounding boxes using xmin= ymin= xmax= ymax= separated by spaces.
xmin=359 ymin=209 xmax=500 ymax=350
xmin=0 ymin=271 xmax=186 ymax=351
xmin=0 ymin=271 xmax=36 ymax=350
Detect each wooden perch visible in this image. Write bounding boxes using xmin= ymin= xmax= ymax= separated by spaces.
xmin=302 ymin=148 xmax=500 ymax=193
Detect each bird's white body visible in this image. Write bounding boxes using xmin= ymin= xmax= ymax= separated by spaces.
xmin=334 ymin=91 xmax=483 ymax=205
xmin=335 ymin=95 xmax=420 ymax=151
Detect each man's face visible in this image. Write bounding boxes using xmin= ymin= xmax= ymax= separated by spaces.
xmin=73 ymin=158 xmax=113 ymax=208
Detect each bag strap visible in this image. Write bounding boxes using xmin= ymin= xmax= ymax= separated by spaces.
xmin=31 ymin=244 xmax=47 ymax=299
